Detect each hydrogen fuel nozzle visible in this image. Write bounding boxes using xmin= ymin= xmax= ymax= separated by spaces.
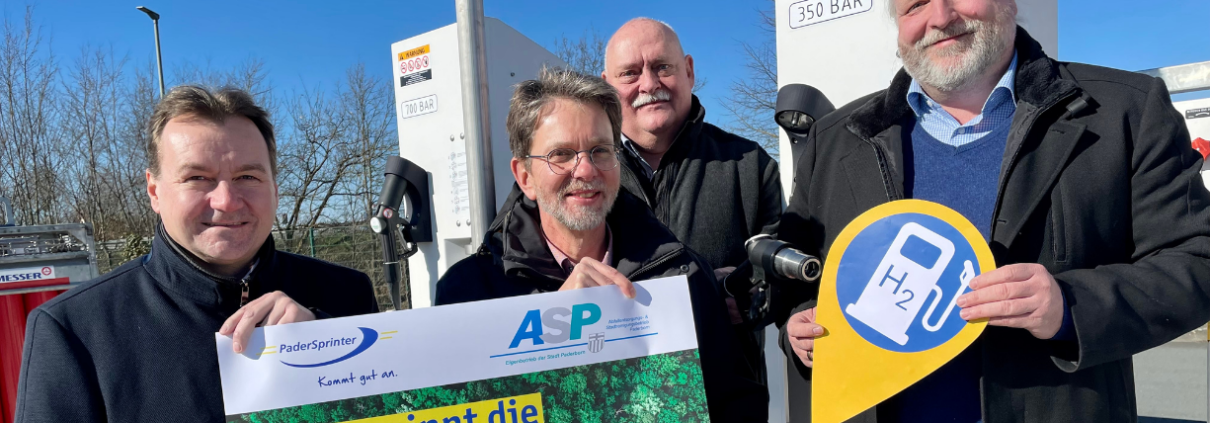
xmin=726 ymin=234 xmax=823 ymax=328
xmin=370 ymin=156 xmax=428 ymax=311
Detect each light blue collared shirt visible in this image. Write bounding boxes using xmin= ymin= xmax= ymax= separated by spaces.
xmin=907 ymin=53 xmax=1018 ymax=147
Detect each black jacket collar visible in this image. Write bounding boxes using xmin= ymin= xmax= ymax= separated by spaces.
xmin=482 ymin=184 xmax=686 ymax=291
xmin=145 ymin=223 xmax=277 ymax=308
xmin=845 ymin=26 xmax=1080 ymax=141
xmin=657 ymin=95 xmax=707 ymax=167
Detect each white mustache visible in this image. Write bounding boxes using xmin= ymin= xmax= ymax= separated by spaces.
xmin=916 ymin=18 xmax=980 ymax=49
xmin=632 ymin=90 xmax=671 ymax=108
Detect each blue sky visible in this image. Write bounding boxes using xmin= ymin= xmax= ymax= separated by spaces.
xmin=10 ymin=0 xmax=1209 ymax=130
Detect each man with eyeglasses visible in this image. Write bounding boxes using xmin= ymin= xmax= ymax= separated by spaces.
xmin=434 ymin=68 xmax=767 ymax=421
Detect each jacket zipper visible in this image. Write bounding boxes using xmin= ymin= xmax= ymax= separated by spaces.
xmin=627 ymin=247 xmax=685 ymax=281
xmin=861 ymin=137 xmax=898 ymax=202
xmin=239 ymin=279 xmax=250 ymax=307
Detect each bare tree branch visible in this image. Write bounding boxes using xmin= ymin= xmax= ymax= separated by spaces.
xmin=722 ymin=2 xmax=781 ymax=154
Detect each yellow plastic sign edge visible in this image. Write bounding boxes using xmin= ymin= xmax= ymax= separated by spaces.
xmin=812 ymin=199 xmax=995 ymax=423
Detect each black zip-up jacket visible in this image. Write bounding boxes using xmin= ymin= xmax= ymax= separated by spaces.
xmin=15 ymin=226 xmax=379 ymax=422
xmin=619 ymin=96 xmax=784 ymax=272
xmin=776 ymin=27 xmax=1210 ymax=422
xmin=435 ymin=185 xmax=769 ymax=422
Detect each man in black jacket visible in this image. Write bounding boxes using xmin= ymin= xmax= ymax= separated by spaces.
xmin=603 ymin=16 xmax=784 ymax=389
xmin=602 ymin=18 xmax=783 ymax=287
xmin=435 ymin=68 xmax=767 ymax=421
xmin=14 ymin=86 xmax=379 ymax=422
xmin=778 ymin=0 xmax=1210 ymax=421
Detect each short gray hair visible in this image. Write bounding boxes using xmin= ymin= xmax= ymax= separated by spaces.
xmin=506 ymin=67 xmax=622 ymax=159
xmin=147 ymin=85 xmax=276 ymax=177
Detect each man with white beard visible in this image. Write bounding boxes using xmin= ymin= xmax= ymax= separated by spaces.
xmin=776 ymin=0 xmax=1210 ymax=421
xmin=434 ymin=68 xmax=767 ymax=421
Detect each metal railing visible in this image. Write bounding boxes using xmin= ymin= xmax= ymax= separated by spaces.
xmin=96 ymin=224 xmax=403 ymax=312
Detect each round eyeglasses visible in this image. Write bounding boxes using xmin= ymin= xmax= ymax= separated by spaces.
xmin=525 ymin=145 xmax=619 ymax=175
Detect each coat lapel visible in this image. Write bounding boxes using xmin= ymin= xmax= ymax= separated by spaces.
xmin=992 ymin=119 xmax=1086 ymax=249
xmin=989 ymin=28 xmax=1085 ymax=250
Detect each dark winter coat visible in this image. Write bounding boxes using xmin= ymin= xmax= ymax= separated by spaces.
xmin=619 ymin=96 xmax=784 ymax=272
xmin=776 ymin=27 xmax=1210 ymax=422
xmin=618 ymin=96 xmax=785 ymax=392
xmin=435 ymin=185 xmax=769 ymax=422
xmin=15 ymin=226 xmax=379 ymax=422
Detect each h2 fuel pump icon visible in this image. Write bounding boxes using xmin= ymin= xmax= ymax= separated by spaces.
xmin=845 ymin=223 xmax=975 ymax=345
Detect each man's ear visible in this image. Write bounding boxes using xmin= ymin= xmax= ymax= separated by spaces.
xmin=511 ymin=157 xmax=538 ymax=201
xmin=146 ymin=169 xmax=162 ymax=214
xmin=684 ymin=54 xmax=695 ymax=86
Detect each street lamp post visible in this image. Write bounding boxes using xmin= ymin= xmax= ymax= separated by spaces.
xmin=136 ymin=6 xmax=165 ymax=99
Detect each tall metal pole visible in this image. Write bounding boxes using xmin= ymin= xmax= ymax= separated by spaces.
xmin=137 ymin=7 xmax=166 ymax=99
xmin=152 ymin=19 xmax=165 ymax=98
xmin=455 ymin=0 xmax=496 ymax=239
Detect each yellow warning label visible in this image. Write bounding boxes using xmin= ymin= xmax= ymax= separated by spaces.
xmin=398 ymin=45 xmax=431 ymax=61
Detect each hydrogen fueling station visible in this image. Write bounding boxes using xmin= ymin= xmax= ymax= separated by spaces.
xmin=372 ymin=0 xmax=1210 ymax=421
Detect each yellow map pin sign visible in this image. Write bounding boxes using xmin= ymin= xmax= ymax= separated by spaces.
xmin=812 ymin=200 xmax=994 ymax=423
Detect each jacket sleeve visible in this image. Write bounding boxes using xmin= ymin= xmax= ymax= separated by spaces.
xmin=1054 ymin=77 xmax=1210 ymax=371
xmin=434 ymin=253 xmax=494 ymax=306
xmin=14 ymin=310 xmax=105 ymax=423
xmin=683 ymin=253 xmax=770 ymax=422
xmin=775 ymin=122 xmax=825 ymax=375
xmin=756 ymin=148 xmax=786 ymax=236
xmin=361 ymin=273 xmax=381 ymax=314
xmin=314 ymin=271 xmax=379 ymax=318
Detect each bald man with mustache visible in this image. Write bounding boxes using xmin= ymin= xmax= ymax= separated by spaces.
xmin=602 ymin=18 xmax=784 ymax=399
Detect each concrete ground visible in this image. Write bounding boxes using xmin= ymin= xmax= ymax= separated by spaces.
xmin=1134 ymin=340 xmax=1208 ymax=423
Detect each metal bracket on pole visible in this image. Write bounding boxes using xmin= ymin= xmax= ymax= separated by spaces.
xmin=455 ymin=0 xmax=497 ymax=239
xmin=1139 ymin=61 xmax=1210 ymax=95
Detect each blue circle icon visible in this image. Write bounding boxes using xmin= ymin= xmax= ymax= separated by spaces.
xmin=835 ymin=213 xmax=983 ymax=353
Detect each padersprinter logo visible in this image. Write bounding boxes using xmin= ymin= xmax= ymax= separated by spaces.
xmin=278 ymin=327 xmax=379 ymax=368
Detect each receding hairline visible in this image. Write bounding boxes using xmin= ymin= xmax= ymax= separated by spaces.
xmin=604 ymin=17 xmax=685 ymax=71
xmin=533 ymin=96 xmax=610 ymax=134
xmin=163 ymin=111 xmax=257 ymax=129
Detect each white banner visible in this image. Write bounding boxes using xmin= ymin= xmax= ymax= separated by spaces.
xmin=216 ymin=276 xmax=700 ymax=416
xmin=0 ymin=265 xmax=55 ymax=284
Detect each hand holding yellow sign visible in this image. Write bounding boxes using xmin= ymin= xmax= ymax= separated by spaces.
xmin=811 ymin=200 xmax=994 ymax=423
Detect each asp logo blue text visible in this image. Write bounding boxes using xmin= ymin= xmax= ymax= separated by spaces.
xmin=509 ymin=303 xmax=601 ymax=348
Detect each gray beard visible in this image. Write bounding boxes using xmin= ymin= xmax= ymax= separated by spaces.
xmin=536 ymin=181 xmax=616 ymax=232
xmin=901 ymin=12 xmax=1014 ymax=93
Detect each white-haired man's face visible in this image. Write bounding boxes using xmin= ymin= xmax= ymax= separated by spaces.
xmin=603 ymin=20 xmax=695 ymax=142
xmin=893 ymin=0 xmax=1017 ymax=92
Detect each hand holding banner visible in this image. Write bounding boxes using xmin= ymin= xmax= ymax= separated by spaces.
xmin=216 ymin=276 xmax=712 ymax=422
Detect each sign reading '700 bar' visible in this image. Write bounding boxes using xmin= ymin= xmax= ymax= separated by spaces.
xmin=788 ymin=0 xmax=873 ymax=29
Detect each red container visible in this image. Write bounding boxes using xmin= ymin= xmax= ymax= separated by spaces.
xmin=0 ymin=288 xmax=64 ymax=423
xmin=0 ymin=295 xmax=28 ymax=423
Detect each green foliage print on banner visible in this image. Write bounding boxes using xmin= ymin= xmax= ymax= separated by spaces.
xmin=229 ymin=349 xmax=709 ymax=423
